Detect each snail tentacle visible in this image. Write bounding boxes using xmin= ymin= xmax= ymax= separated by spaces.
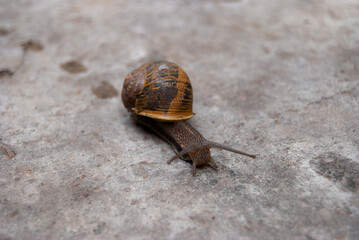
xmin=206 ymin=141 xmax=256 ymax=159
xmin=167 ymin=144 xmax=196 ymax=164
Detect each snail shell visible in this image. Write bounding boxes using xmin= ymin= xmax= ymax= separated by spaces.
xmin=122 ymin=61 xmax=194 ymax=121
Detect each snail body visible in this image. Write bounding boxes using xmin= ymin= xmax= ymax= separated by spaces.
xmin=121 ymin=60 xmax=255 ymax=175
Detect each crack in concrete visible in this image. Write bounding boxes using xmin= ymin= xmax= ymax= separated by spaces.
xmin=286 ymin=85 xmax=359 ymax=113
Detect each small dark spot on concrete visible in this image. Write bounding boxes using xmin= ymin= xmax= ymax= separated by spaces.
xmin=310 ymin=152 xmax=359 ymax=192
xmin=262 ymin=46 xmax=270 ymax=54
xmin=209 ymin=179 xmax=218 ymax=185
xmin=0 ymin=69 xmax=14 ymax=78
xmin=10 ymin=210 xmax=19 ymax=218
xmin=212 ymin=216 xmax=215 ymax=220
xmin=131 ymin=199 xmax=140 ymax=205
xmin=92 ymin=81 xmax=119 ymax=99
xmin=20 ymin=40 xmax=43 ymax=51
xmin=60 ymin=60 xmax=87 ymax=74
xmin=0 ymin=27 xmax=11 ymax=36
xmin=139 ymin=161 xmax=148 ymax=165
xmin=0 ymin=143 xmax=16 ymax=159
xmin=28 ymin=178 xmax=36 ymax=183
xmin=93 ymin=222 xmax=106 ymax=235
xmin=124 ymin=187 xmax=131 ymax=192
xmin=244 ymin=225 xmax=252 ymax=231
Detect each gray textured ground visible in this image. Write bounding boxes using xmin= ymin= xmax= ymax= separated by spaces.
xmin=1 ymin=1 xmax=359 ymax=239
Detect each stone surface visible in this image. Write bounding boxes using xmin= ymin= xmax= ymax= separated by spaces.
xmin=1 ymin=0 xmax=358 ymax=239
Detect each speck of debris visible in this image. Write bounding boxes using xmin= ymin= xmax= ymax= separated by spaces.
xmin=92 ymin=81 xmax=119 ymax=99
xmin=0 ymin=69 xmax=14 ymax=78
xmin=60 ymin=60 xmax=87 ymax=74
xmin=20 ymin=40 xmax=43 ymax=51
xmin=0 ymin=143 xmax=16 ymax=159
xmin=0 ymin=28 xmax=11 ymax=36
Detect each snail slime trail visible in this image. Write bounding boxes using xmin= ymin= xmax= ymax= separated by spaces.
xmin=121 ymin=60 xmax=255 ymax=176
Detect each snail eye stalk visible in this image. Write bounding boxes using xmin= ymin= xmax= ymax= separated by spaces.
xmin=167 ymin=144 xmax=196 ymax=165
xmin=206 ymin=141 xmax=256 ymax=159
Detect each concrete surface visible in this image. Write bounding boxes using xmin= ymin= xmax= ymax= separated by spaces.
xmin=1 ymin=0 xmax=359 ymax=239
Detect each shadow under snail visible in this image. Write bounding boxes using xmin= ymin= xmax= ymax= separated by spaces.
xmin=121 ymin=60 xmax=255 ymax=175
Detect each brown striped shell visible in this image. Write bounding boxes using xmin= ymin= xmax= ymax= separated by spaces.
xmin=122 ymin=61 xmax=194 ymax=121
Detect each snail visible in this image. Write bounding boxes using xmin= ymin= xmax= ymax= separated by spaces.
xmin=121 ymin=60 xmax=255 ymax=175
